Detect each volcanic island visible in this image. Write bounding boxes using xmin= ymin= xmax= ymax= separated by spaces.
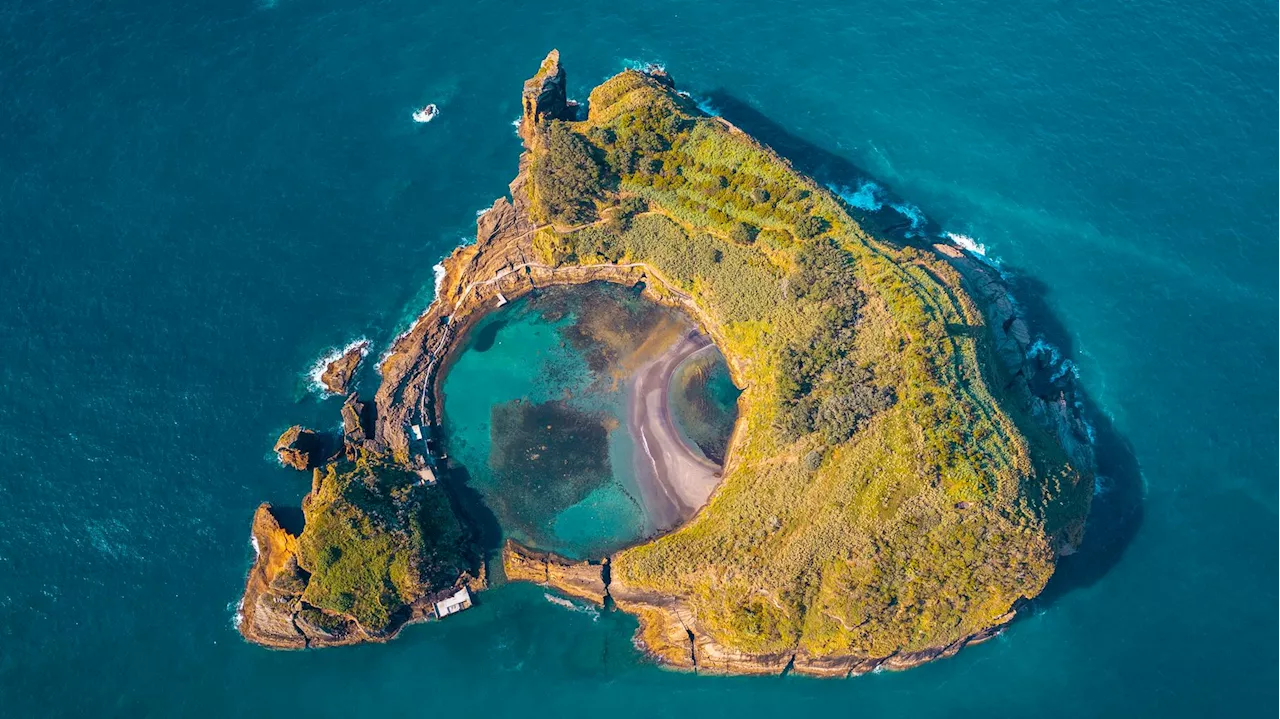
xmin=237 ymin=51 xmax=1095 ymax=677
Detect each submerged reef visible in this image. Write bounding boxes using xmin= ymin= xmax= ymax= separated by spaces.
xmin=238 ymin=51 xmax=1093 ymax=676
xmin=487 ymin=398 xmax=612 ymax=543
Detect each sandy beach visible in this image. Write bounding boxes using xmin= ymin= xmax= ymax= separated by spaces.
xmin=628 ymin=329 xmax=724 ymax=532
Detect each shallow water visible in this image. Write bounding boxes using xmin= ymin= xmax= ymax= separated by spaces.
xmin=0 ymin=0 xmax=1275 ymax=715
xmin=441 ymin=282 xmax=730 ymax=559
xmin=668 ymin=348 xmax=740 ymax=465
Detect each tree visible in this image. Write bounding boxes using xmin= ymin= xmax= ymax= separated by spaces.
xmin=794 ymin=214 xmax=829 ymax=240
xmin=533 ymin=121 xmax=608 ymax=225
xmin=728 ymin=221 xmax=759 ymax=245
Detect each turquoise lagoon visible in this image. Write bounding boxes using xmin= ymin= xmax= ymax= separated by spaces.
xmin=441 ymin=281 xmax=737 ymax=559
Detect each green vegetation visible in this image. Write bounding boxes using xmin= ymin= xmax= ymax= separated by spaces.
xmin=522 ymin=68 xmax=1091 ymax=660
xmin=296 ymin=452 xmax=470 ymax=634
xmin=531 ymin=120 xmax=608 ymax=225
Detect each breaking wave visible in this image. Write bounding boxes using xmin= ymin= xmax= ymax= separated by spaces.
xmin=621 ymin=58 xmax=665 ymax=74
xmin=890 ymin=201 xmax=925 ymax=236
xmin=433 ymin=262 xmax=448 ymax=300
xmin=307 ymin=338 xmax=370 ymax=394
xmin=543 ymin=593 xmax=600 ymax=621
xmin=1026 ymin=337 xmax=1081 ymax=383
xmin=687 ymin=93 xmax=721 ymax=117
xmin=944 ymin=231 xmax=988 ymax=257
xmin=829 ymin=180 xmax=885 ymax=212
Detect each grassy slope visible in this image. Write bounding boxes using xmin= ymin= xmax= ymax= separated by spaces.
xmin=527 ymin=70 xmax=1090 ymax=658
xmin=297 ymin=453 xmax=469 ymax=634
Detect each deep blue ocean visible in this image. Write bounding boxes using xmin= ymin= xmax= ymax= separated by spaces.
xmin=1 ymin=0 xmax=1275 ymax=716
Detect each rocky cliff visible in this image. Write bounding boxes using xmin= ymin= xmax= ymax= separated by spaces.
xmin=501 ymin=540 xmax=608 ymax=605
xmin=238 ymin=503 xmax=366 ymax=649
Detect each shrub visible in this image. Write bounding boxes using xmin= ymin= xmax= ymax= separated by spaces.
xmin=795 ymin=214 xmax=829 ymax=240
xmin=814 ymin=384 xmax=897 ymax=444
xmin=728 ymin=222 xmax=759 ymax=245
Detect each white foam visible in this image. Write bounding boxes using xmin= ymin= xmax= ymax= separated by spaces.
xmin=1027 ymin=338 xmax=1081 ymax=383
xmin=433 ymin=262 xmax=448 ymax=300
xmin=250 ymin=535 xmax=260 ymax=557
xmin=829 ymin=180 xmax=885 ymax=212
xmin=890 ymin=202 xmax=925 ymax=236
xmin=230 ymin=598 xmax=244 ymax=630
xmin=307 ymin=338 xmax=371 ymax=394
xmin=621 ymin=58 xmax=666 ymax=74
xmin=691 ymin=94 xmax=721 ymax=117
xmin=543 ymin=593 xmax=600 ymax=621
xmin=944 ymin=231 xmax=988 ymax=257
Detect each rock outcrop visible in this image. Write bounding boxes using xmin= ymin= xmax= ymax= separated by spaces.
xmin=238 ymin=504 xmax=307 ymax=648
xmin=239 ymin=503 xmax=368 ymax=649
xmin=501 ymin=539 xmax=608 ymax=604
xmin=273 ymin=426 xmax=326 ymax=471
xmin=519 ymin=49 xmax=570 ymax=140
xmin=318 ymin=340 xmax=367 ymax=395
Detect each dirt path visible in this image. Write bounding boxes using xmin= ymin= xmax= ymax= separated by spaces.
xmin=627 ymin=329 xmax=723 ymax=532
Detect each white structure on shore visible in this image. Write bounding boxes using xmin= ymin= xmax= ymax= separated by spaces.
xmin=434 ymin=587 xmax=472 ymax=618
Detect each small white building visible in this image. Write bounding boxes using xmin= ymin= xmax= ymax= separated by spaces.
xmin=415 ymin=465 xmax=437 ymax=486
xmin=411 ymin=424 xmax=424 ymax=441
xmin=434 ymin=587 xmax=472 ymax=618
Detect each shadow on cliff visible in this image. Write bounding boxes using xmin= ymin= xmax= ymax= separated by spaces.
xmin=702 ymin=89 xmax=1145 ymax=605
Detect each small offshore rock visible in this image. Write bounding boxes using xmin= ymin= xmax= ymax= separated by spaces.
xmin=319 ymin=341 xmax=367 ymax=395
xmin=274 ymin=426 xmax=325 ymax=471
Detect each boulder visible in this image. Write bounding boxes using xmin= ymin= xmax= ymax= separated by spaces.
xmin=319 ymin=341 xmax=367 ymax=395
xmin=274 ymin=426 xmax=324 ymax=471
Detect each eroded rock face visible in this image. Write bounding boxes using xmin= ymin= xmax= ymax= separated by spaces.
xmin=501 ymin=539 xmax=608 ymax=604
xmin=319 ymin=341 xmax=367 ymax=395
xmin=238 ymin=504 xmax=306 ymax=648
xmin=933 ymin=243 xmax=1095 ymax=554
xmin=520 ymin=49 xmax=569 ymax=139
xmin=273 ymin=426 xmax=326 ymax=471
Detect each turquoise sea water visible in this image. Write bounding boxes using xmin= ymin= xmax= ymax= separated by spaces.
xmin=442 ymin=282 xmax=719 ymax=558
xmin=0 ymin=0 xmax=1275 ymax=716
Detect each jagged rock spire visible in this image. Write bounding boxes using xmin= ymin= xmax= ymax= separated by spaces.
xmin=520 ymin=49 xmax=569 ymax=142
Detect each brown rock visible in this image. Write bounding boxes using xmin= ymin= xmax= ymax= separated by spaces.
xmin=341 ymin=394 xmax=370 ymax=445
xmin=273 ymin=426 xmax=324 ymax=471
xmin=238 ymin=504 xmax=306 ymax=649
xmin=319 ymin=341 xmax=368 ymax=395
xmin=520 ymin=49 xmax=569 ymax=140
xmin=501 ymin=539 xmax=607 ymax=604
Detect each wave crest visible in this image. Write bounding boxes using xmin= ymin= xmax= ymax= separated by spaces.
xmin=543 ymin=593 xmax=600 ymax=621
xmin=307 ymin=338 xmax=371 ymax=394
